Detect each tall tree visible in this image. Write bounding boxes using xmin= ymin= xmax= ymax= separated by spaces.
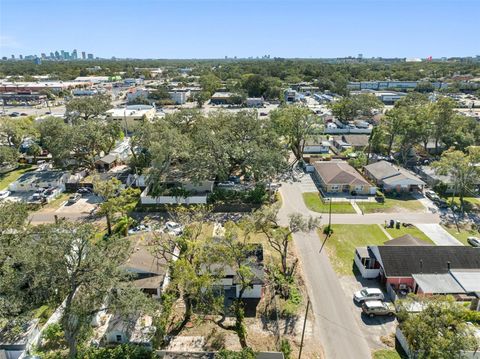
xmin=433 ymin=146 xmax=480 ymax=211
xmin=65 ymin=94 xmax=112 ymax=122
xmin=270 ymin=105 xmax=317 ymax=163
xmin=399 ymin=296 xmax=477 ymax=359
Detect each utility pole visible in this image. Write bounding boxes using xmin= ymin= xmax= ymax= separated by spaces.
xmin=298 ymin=298 xmax=310 ymax=359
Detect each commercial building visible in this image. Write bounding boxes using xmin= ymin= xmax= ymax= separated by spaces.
xmin=105 ymin=105 xmax=156 ymax=121
xmin=169 ymin=90 xmax=190 ymax=104
xmin=246 ymin=97 xmax=264 ymax=107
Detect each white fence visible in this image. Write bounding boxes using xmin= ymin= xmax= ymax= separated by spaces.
xmin=354 ymin=255 xmax=380 ymax=279
xmin=324 ymin=128 xmax=372 ymax=134
xmin=141 ymin=194 xmax=207 ymax=205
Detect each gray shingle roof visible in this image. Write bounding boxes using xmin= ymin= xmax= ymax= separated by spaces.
xmin=375 ymin=246 xmax=480 ymax=277
xmin=313 ymin=161 xmax=370 ymax=186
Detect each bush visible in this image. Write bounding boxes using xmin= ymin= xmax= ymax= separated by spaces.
xmin=464 ymin=310 xmax=480 ymax=324
xmin=208 ymin=184 xmax=268 ymax=205
xmin=280 ymin=338 xmax=292 ymax=359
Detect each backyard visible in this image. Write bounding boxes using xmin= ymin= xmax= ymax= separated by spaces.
xmin=320 ymin=224 xmax=389 ymax=275
xmin=303 ymin=192 xmax=355 ymax=214
xmin=384 ymin=226 xmax=435 ymax=244
xmin=357 ymin=196 xmax=424 ymax=214
xmin=0 ymin=165 xmax=36 ymax=190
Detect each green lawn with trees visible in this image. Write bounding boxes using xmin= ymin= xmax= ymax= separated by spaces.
xmin=321 ymin=224 xmax=389 ymax=275
xmin=302 ymin=192 xmax=356 ymax=213
xmin=442 ymin=225 xmax=479 ymax=246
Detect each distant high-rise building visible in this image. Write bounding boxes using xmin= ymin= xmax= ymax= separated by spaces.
xmin=19 ymin=55 xmax=23 ymax=60
xmin=55 ymin=51 xmax=60 ymax=59
xmin=64 ymin=51 xmax=70 ymax=60
xmin=34 ymin=57 xmax=42 ymax=65
xmin=41 ymin=53 xmax=46 ymax=59
xmin=50 ymin=52 xmax=54 ymax=58
xmin=72 ymin=49 xmax=78 ymax=60
xmin=82 ymin=51 xmax=86 ymax=60
xmin=358 ymin=53 xmax=363 ymax=59
xmin=2 ymin=57 xmax=7 ymax=61
xmin=87 ymin=53 xmax=94 ymax=60
xmin=11 ymin=54 xmax=15 ymax=59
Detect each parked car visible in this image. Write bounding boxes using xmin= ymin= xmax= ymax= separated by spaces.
xmin=217 ymin=181 xmax=235 ymax=188
xmin=77 ymin=187 xmax=92 ymax=195
xmin=9 ymin=112 xmax=20 ymax=117
xmin=165 ymin=221 xmax=184 ymax=235
xmin=68 ymin=193 xmax=81 ymax=204
xmin=128 ymin=224 xmax=152 ymax=235
xmin=353 ymin=288 xmax=384 ymax=303
xmin=28 ymin=193 xmax=46 ymax=204
xmin=425 ymin=190 xmax=440 ymax=202
xmin=467 ymin=237 xmax=480 ymax=247
xmin=362 ymin=300 xmax=395 ymax=317
xmin=0 ymin=190 xmax=11 ymax=200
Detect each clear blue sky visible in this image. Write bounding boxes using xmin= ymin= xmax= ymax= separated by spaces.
xmin=1 ymin=0 xmax=479 ymax=59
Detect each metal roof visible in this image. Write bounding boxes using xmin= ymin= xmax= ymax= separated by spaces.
xmin=412 ymin=273 xmax=465 ymax=294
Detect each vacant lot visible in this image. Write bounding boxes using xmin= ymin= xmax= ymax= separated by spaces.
xmin=384 ymin=226 xmax=435 ymax=244
xmin=0 ymin=165 xmax=36 ymax=190
xmin=358 ymin=196 xmax=424 ymax=214
xmin=321 ymin=224 xmax=389 ymax=275
xmin=303 ymin=192 xmax=355 ymax=214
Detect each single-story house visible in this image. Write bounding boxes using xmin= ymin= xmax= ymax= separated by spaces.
xmin=246 ymin=97 xmax=264 ymax=107
xmin=95 ymin=154 xmax=118 ymax=172
xmin=8 ymin=170 xmax=69 ymax=192
xmin=334 ymin=135 xmax=370 ymax=151
xmin=303 ymin=140 xmax=330 ymax=154
xmin=414 ymin=165 xmax=480 ymax=194
xmin=209 ymin=244 xmax=265 ymax=317
xmin=312 ymin=161 xmax=375 ymax=195
xmin=210 ymin=92 xmax=236 ymax=105
xmin=123 ymin=236 xmax=171 ymax=298
xmin=332 ymin=138 xmax=351 ymax=152
xmin=364 ymin=160 xmax=425 ymax=193
xmin=355 ymin=244 xmax=480 ymax=296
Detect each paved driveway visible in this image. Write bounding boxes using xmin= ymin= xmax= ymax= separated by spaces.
xmin=279 ymin=183 xmax=372 ymax=359
xmin=415 ymin=223 xmax=463 ymax=246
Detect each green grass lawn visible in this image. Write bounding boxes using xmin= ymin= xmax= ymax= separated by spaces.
xmin=373 ymin=349 xmax=406 ymax=359
xmin=41 ymin=193 xmax=70 ymax=210
xmin=321 ymin=224 xmax=389 ymax=275
xmin=441 ymin=196 xmax=480 ymax=212
xmin=0 ymin=165 xmax=36 ymax=190
xmin=357 ymin=196 xmax=424 ymax=214
xmin=303 ymin=192 xmax=356 ymax=214
xmin=385 ymin=226 xmax=435 ymax=244
xmin=442 ymin=225 xmax=479 ymax=246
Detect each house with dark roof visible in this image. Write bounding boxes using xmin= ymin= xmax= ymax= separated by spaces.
xmin=122 ymin=235 xmax=172 ymax=298
xmin=333 ymin=134 xmax=370 ymax=151
xmin=355 ymin=242 xmax=480 ymax=299
xmin=364 ymin=160 xmax=425 ymax=193
xmin=312 ymin=161 xmax=375 ymax=195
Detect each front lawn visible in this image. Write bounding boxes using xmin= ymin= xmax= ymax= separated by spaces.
xmin=320 ymin=224 xmax=389 ymax=275
xmin=0 ymin=165 xmax=36 ymax=190
xmin=385 ymin=226 xmax=435 ymax=244
xmin=442 ymin=224 xmax=479 ymax=246
xmin=358 ymin=196 xmax=424 ymax=214
xmin=373 ymin=349 xmax=406 ymax=359
xmin=441 ymin=196 xmax=480 ymax=212
xmin=303 ymin=192 xmax=355 ymax=214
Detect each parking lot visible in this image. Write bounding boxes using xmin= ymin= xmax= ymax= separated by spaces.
xmin=339 ymin=274 xmax=397 ymax=350
xmin=54 ymin=194 xmax=100 ymax=215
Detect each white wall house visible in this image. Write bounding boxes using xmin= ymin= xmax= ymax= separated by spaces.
xmin=9 ymin=170 xmax=69 ymax=192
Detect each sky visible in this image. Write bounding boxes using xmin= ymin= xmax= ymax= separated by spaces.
xmin=0 ymin=0 xmax=479 ymax=59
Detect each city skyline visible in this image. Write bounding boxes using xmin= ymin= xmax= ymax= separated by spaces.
xmin=1 ymin=0 xmax=479 ymax=59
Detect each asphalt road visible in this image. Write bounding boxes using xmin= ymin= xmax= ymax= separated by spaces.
xmin=278 ymin=182 xmax=372 ymax=359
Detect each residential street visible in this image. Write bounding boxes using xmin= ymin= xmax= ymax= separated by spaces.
xmin=278 ymin=182 xmax=372 ymax=359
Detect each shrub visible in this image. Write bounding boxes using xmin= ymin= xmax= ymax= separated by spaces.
xmin=280 ymin=339 xmax=292 ymax=359
xmin=464 ymin=309 xmax=480 ymax=324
